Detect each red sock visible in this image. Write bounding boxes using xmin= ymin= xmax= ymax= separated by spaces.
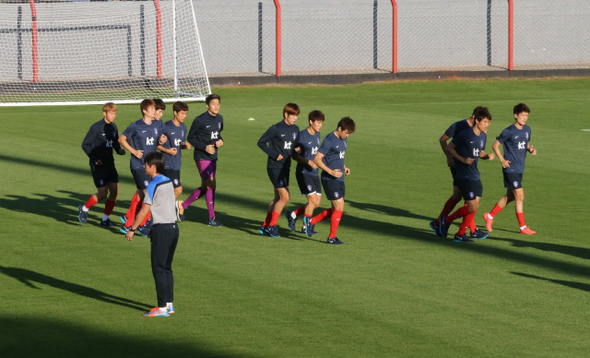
xmin=469 ymin=220 xmax=477 ymax=234
xmin=140 ymin=211 xmax=151 ymax=226
xmin=294 ymin=205 xmax=306 ymax=217
xmin=263 ymin=211 xmax=273 ymax=227
xmin=125 ymin=200 xmax=142 ymax=228
xmin=446 ymin=206 xmax=470 ymax=224
xmin=104 ymin=199 xmax=116 ymax=216
xmin=516 ymin=212 xmax=526 ymax=228
xmin=269 ymin=210 xmax=281 ymax=226
xmin=490 ymin=204 xmax=503 ymax=218
xmin=329 ymin=210 xmax=343 ymax=238
xmin=84 ymin=195 xmax=98 ymax=210
xmin=311 ymin=208 xmax=333 ymax=225
xmin=457 ymin=211 xmax=476 ymax=236
xmin=125 ymin=193 xmax=140 ymax=218
xmin=437 ymin=196 xmax=459 ymax=225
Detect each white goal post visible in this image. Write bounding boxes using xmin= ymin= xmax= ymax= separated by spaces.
xmin=0 ymin=0 xmax=211 ymax=106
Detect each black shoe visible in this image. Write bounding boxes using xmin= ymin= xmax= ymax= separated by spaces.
xmin=285 ymin=211 xmax=297 ymax=232
xmin=470 ymin=228 xmax=489 ymax=240
xmin=327 ymin=237 xmax=345 ymax=245
xmin=453 ymin=234 xmax=474 ymax=243
xmin=303 ymin=217 xmax=315 ymax=238
xmin=439 ymin=216 xmax=451 ymax=237
xmin=258 ymin=226 xmax=270 ymax=236
xmin=100 ymin=218 xmax=115 ymax=227
xmin=429 ymin=219 xmax=442 ymax=237
xmin=208 ymin=218 xmax=223 ymax=227
xmin=137 ymin=225 xmax=150 ymax=237
xmin=78 ymin=205 xmax=88 ymax=225
xmin=267 ymin=225 xmax=280 ymax=238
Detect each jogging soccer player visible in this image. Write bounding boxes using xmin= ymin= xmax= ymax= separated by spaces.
xmin=158 ymin=101 xmax=191 ymax=200
xmin=433 ymin=109 xmax=495 ymax=243
xmin=483 ymin=103 xmax=537 ymax=235
xmin=78 ymin=102 xmax=126 ymax=226
xmin=430 ymin=106 xmax=490 ymax=239
xmin=176 ymin=94 xmax=224 ymax=226
xmin=285 ymin=110 xmax=324 ymax=234
xmin=122 ymin=99 xmax=168 ymax=226
xmin=257 ymin=103 xmax=301 ymax=238
xmin=125 ymin=152 xmax=179 ymax=317
xmin=304 ymin=116 xmax=356 ymax=245
xmin=118 ymin=99 xmax=167 ymax=236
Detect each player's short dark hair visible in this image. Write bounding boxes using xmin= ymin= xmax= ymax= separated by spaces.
xmin=144 ymin=151 xmax=165 ymax=174
xmin=472 ymin=106 xmax=484 ymax=117
xmin=206 ymin=94 xmax=221 ymax=105
xmin=283 ymin=103 xmax=300 ymax=117
xmin=153 ymin=98 xmax=166 ymax=111
xmin=337 ymin=116 xmax=356 ymax=133
xmin=308 ymin=110 xmax=325 ymax=124
xmin=173 ymin=101 xmax=189 ymax=113
xmin=140 ymin=99 xmax=156 ymax=116
xmin=513 ymin=103 xmax=530 ymax=115
xmin=473 ymin=107 xmax=492 ymax=122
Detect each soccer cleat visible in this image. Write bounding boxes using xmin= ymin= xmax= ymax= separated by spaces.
xmin=143 ymin=307 xmax=169 ymax=317
xmin=520 ymin=227 xmax=536 ymax=235
xmin=453 ymin=234 xmax=474 ymax=243
xmin=100 ymin=218 xmax=115 ymax=227
xmin=285 ymin=211 xmax=297 ymax=232
xmin=78 ymin=205 xmax=88 ymax=225
xmin=175 ymin=200 xmax=185 ymax=222
xmin=327 ymin=237 xmax=345 ymax=245
xmin=429 ymin=220 xmax=442 ymax=237
xmin=303 ymin=217 xmax=315 ymax=238
xmin=119 ymin=225 xmax=131 ymax=235
xmin=258 ymin=226 xmax=270 ymax=236
xmin=208 ymin=218 xmax=223 ymax=227
xmin=301 ymin=224 xmax=318 ymax=235
xmin=470 ymin=228 xmax=489 ymax=240
xmin=137 ymin=225 xmax=150 ymax=237
xmin=267 ymin=225 xmax=280 ymax=238
xmin=483 ymin=213 xmax=494 ymax=232
xmin=120 ymin=214 xmax=128 ymax=225
xmin=438 ymin=215 xmax=451 ymax=238
xmin=168 ymin=304 xmax=175 ymax=314
xmin=145 ymin=218 xmax=153 ymax=229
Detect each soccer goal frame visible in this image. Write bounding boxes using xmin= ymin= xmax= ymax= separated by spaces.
xmin=0 ymin=0 xmax=211 ymax=107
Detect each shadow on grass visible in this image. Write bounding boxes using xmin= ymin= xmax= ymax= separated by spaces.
xmin=493 ymin=237 xmax=590 ymax=261
xmin=0 ymin=315 xmax=251 ymax=358
xmin=511 ymin=272 xmax=590 ymax=293
xmin=0 ymin=265 xmax=151 ymax=312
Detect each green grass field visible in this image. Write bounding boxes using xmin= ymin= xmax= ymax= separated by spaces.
xmin=1 ymin=77 xmax=589 ymax=357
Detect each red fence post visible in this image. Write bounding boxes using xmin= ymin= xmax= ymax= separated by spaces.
xmin=29 ymin=0 xmax=38 ymax=82
xmin=391 ymin=0 xmax=397 ymax=73
xmin=154 ymin=0 xmax=163 ymax=78
xmin=274 ymin=0 xmax=281 ymax=77
xmin=508 ymin=0 xmax=513 ymax=70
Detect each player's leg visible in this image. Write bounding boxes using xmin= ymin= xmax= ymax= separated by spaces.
xmin=79 ymin=165 xmax=109 ymax=224
xmin=180 ymin=160 xmax=209 ymax=211
xmin=436 ymin=185 xmax=462 ymax=226
xmin=513 ymin=187 xmax=535 ymax=234
xmin=100 ymin=182 xmax=119 ymax=226
xmin=326 ymin=197 xmax=345 ymax=245
xmin=453 ymin=197 xmax=479 ymax=242
xmin=202 ymin=172 xmax=222 ymax=226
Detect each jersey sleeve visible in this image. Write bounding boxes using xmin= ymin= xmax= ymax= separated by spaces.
xmin=257 ymin=125 xmax=279 ymax=159
xmin=496 ymin=127 xmax=511 ymax=145
xmin=444 ymin=122 xmax=457 ymax=138
xmin=81 ymin=123 xmax=98 ymax=160
xmin=318 ymin=135 xmax=333 ymax=155
xmin=187 ymin=116 xmax=207 ymax=151
xmin=122 ymin=122 xmax=135 ymax=139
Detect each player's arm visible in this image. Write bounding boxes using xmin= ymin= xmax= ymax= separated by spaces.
xmin=492 ymin=139 xmax=509 ymax=168
xmin=479 ymin=150 xmax=494 ymax=161
xmin=313 ymin=152 xmax=342 ymax=178
xmin=113 ymin=131 xmax=125 ymax=155
xmin=439 ymin=134 xmax=454 ymax=168
xmin=343 ymin=164 xmax=350 ymax=176
xmin=81 ymin=126 xmax=100 ymax=164
xmin=527 ymin=143 xmax=537 ymax=155
xmin=215 ymin=120 xmax=224 ymax=147
xmin=125 ymin=203 xmax=151 ymax=241
xmin=446 ymin=142 xmax=473 ymax=166
xmin=257 ymin=126 xmax=281 ymax=161
xmin=119 ymin=134 xmax=143 ymax=159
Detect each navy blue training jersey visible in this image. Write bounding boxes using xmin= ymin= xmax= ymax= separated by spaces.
xmin=257 ymin=120 xmax=300 ymax=169
xmin=496 ymin=124 xmax=531 ymax=174
xmin=187 ymin=111 xmax=224 ymax=161
xmin=162 ymin=120 xmax=187 ymax=170
xmin=319 ymin=131 xmax=348 ymax=182
xmin=295 ymin=128 xmax=321 ymax=176
xmin=444 ymin=119 xmax=471 ymax=139
xmin=451 ymin=128 xmax=487 ymax=181
xmin=122 ymin=119 xmax=165 ymax=169
xmin=81 ymin=118 xmax=122 ymax=166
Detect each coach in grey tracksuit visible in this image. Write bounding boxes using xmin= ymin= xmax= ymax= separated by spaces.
xmin=126 ymin=152 xmax=179 ymax=315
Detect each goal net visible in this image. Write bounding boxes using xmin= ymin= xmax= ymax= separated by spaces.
xmin=0 ymin=0 xmax=211 ymax=106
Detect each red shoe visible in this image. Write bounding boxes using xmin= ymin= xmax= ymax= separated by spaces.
xmin=520 ymin=227 xmax=536 ymax=235
xmin=483 ymin=213 xmax=493 ymax=232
